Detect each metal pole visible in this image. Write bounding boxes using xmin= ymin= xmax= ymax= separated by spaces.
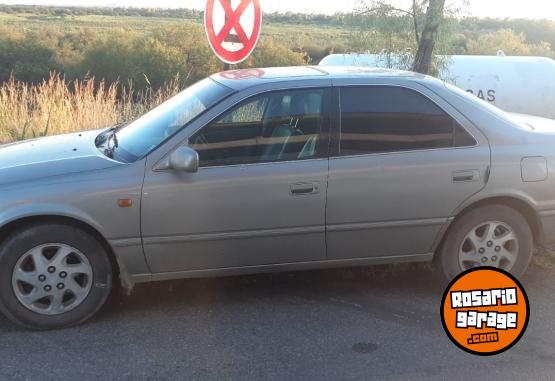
xmin=222 ymin=0 xmax=234 ymax=71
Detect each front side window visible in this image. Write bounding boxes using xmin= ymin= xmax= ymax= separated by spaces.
xmin=339 ymin=86 xmax=476 ymax=156
xmin=189 ymin=89 xmax=325 ymax=168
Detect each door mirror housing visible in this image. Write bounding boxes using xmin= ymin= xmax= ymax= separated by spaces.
xmin=157 ymin=146 xmax=199 ymax=173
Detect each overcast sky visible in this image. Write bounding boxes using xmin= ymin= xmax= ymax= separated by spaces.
xmin=1 ymin=0 xmax=555 ymax=20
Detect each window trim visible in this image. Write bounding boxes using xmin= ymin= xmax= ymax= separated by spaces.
xmin=189 ymin=87 xmax=333 ymax=169
xmin=332 ymin=84 xmax=478 ymax=159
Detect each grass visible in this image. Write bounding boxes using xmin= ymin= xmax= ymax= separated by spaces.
xmin=0 ymin=11 xmax=358 ymax=48
xmin=0 ymin=12 xmax=189 ymax=31
xmin=0 ymin=74 xmax=181 ymax=144
xmin=534 ymin=246 xmax=555 ymax=268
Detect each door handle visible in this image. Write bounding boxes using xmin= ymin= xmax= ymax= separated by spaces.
xmin=452 ymin=170 xmax=480 ymax=183
xmin=290 ymin=182 xmax=320 ymax=196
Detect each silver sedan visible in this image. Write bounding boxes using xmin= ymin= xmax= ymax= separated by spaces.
xmin=1 ymin=66 xmax=554 ymax=329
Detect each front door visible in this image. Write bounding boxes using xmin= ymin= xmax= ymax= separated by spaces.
xmin=141 ymin=88 xmax=331 ymax=273
xmin=326 ymin=85 xmax=491 ymax=261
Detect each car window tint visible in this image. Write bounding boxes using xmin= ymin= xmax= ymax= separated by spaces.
xmin=190 ymin=89 xmax=324 ymax=168
xmin=339 ymin=86 xmax=475 ymax=156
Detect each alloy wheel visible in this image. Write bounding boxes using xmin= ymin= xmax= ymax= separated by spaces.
xmin=11 ymin=244 xmax=93 ymax=315
xmin=458 ymin=221 xmax=519 ymax=271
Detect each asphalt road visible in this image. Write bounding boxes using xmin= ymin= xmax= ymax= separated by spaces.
xmin=1 ymin=260 xmax=554 ymax=381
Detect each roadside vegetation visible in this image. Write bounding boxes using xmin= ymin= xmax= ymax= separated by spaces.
xmin=535 ymin=246 xmax=555 ymax=268
xmin=0 ymin=75 xmax=181 ymax=143
xmin=1 ymin=4 xmax=555 ymax=143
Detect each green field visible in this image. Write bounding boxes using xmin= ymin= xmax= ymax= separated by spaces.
xmin=1 ymin=12 xmax=196 ymax=31
xmin=0 ymin=11 xmax=359 ymax=49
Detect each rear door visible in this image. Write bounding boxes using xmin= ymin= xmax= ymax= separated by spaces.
xmin=326 ymin=83 xmax=491 ymax=261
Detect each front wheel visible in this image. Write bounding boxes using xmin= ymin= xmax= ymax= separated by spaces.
xmin=439 ymin=205 xmax=534 ymax=280
xmin=0 ymin=223 xmax=112 ymax=329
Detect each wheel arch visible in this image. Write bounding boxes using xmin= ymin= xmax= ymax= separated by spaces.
xmin=0 ymin=215 xmax=124 ymax=289
xmin=434 ymin=196 xmax=542 ymax=258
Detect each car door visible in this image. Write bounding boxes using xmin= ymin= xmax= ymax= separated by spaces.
xmin=326 ymin=84 xmax=491 ymax=261
xmin=141 ymin=87 xmax=331 ymax=273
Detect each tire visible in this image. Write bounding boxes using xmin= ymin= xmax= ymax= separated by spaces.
xmin=439 ymin=204 xmax=533 ymax=281
xmin=0 ymin=223 xmax=112 ymax=330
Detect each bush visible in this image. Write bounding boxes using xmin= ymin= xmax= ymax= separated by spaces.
xmin=77 ymin=32 xmax=186 ymax=90
xmin=0 ymin=37 xmax=59 ymax=83
xmin=0 ymin=23 xmax=310 ymax=93
xmin=466 ymin=29 xmax=554 ymax=57
xmin=150 ymin=23 xmax=222 ymax=83
xmin=241 ymin=38 xmax=307 ymax=68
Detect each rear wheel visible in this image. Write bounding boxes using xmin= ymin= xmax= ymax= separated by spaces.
xmin=439 ymin=205 xmax=533 ymax=280
xmin=0 ymin=223 xmax=112 ymax=329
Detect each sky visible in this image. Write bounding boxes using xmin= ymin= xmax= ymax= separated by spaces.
xmin=1 ymin=0 xmax=555 ymax=20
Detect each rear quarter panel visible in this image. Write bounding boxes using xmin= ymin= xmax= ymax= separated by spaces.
xmin=431 ymin=81 xmax=555 ymax=239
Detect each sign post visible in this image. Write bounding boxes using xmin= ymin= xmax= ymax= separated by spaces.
xmin=205 ymin=0 xmax=263 ymax=69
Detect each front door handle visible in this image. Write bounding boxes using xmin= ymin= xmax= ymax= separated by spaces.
xmin=290 ymin=182 xmax=320 ymax=196
xmin=452 ymin=170 xmax=480 ymax=183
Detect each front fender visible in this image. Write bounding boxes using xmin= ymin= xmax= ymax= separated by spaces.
xmin=0 ymin=202 xmax=109 ymax=238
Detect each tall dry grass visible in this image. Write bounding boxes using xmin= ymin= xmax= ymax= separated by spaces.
xmin=0 ymin=74 xmax=182 ymax=144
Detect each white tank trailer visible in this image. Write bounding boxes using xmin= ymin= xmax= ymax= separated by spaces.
xmin=319 ymin=53 xmax=555 ymax=119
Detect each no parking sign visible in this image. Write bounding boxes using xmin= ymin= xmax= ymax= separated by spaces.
xmin=204 ymin=0 xmax=263 ymax=65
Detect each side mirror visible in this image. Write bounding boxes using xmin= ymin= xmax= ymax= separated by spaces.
xmin=157 ymin=146 xmax=199 ymax=173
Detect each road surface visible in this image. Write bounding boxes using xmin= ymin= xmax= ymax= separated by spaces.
xmin=1 ymin=260 xmax=554 ymax=380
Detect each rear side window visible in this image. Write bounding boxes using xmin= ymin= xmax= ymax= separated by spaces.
xmin=339 ymin=86 xmax=476 ymax=156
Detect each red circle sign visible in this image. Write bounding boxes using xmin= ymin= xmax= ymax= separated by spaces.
xmin=205 ymin=0 xmax=263 ymax=65
xmin=219 ymin=68 xmax=265 ymax=80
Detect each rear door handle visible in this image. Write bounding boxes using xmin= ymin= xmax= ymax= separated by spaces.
xmin=290 ymin=182 xmax=320 ymax=196
xmin=452 ymin=170 xmax=480 ymax=183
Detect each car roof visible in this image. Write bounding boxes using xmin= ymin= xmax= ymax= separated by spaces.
xmin=211 ymin=66 xmax=431 ymax=90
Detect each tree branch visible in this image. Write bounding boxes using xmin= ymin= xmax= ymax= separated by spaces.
xmin=357 ymin=1 xmax=420 ymax=44
xmin=412 ymin=0 xmax=420 ymax=44
xmin=357 ymin=6 xmax=414 ymax=17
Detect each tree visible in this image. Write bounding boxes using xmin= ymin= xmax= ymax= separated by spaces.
xmin=356 ymin=0 xmax=423 ymax=59
xmin=357 ymin=0 xmax=426 ymax=44
xmin=356 ymin=0 xmax=452 ymax=74
xmin=412 ymin=0 xmax=446 ymax=74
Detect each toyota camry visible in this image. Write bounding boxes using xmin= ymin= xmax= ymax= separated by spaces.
xmin=1 ymin=66 xmax=554 ymax=329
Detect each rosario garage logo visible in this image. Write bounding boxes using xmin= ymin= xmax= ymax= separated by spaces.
xmin=441 ymin=268 xmax=529 ymax=356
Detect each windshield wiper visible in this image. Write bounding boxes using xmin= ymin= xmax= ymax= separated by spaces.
xmin=95 ymin=123 xmax=125 ymax=147
xmin=104 ymin=128 xmax=120 ymax=159
xmin=96 ymin=123 xmax=125 ymax=159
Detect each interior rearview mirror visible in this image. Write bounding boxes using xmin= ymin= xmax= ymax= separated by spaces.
xmin=157 ymin=145 xmax=199 ymax=173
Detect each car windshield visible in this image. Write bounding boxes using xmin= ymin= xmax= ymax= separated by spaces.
xmin=114 ymin=78 xmax=232 ymax=161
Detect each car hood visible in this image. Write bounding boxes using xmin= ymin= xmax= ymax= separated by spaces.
xmin=0 ymin=129 xmax=121 ymax=185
